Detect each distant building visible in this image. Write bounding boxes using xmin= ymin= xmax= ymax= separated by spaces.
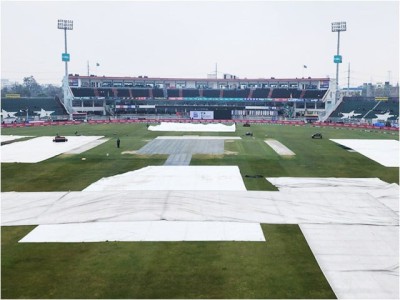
xmin=223 ymin=74 xmax=238 ymax=80
xmin=360 ymin=82 xmax=399 ymax=98
xmin=342 ymin=87 xmax=363 ymax=96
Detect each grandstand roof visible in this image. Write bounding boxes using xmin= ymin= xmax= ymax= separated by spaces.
xmin=69 ymin=75 xmax=330 ymax=82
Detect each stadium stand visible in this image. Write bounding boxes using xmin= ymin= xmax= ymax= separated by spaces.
xmin=222 ymin=89 xmax=250 ymax=98
xmin=97 ymin=88 xmax=114 ymax=98
xmin=115 ymin=89 xmax=131 ymax=98
xmin=329 ymin=97 xmax=381 ymax=119
xmin=70 ymin=87 xmax=96 ymax=98
xmin=1 ymin=97 xmax=68 ymax=118
xmin=0 ymin=75 xmax=333 ymax=122
xmin=131 ymin=89 xmax=150 ymax=98
xmin=303 ymin=90 xmax=328 ymax=99
xmin=252 ymin=88 xmax=271 ymax=98
xmin=363 ymin=99 xmax=399 ymax=120
xmin=182 ymin=89 xmax=200 ymax=98
xmin=202 ymin=89 xmax=221 ymax=98
xmin=167 ymin=89 xmax=180 ymax=98
xmin=3 ymin=75 xmax=399 ymax=129
xmin=271 ymin=88 xmax=297 ymax=98
xmin=328 ymin=97 xmax=399 ymax=121
xmin=153 ymin=88 xmax=164 ymax=98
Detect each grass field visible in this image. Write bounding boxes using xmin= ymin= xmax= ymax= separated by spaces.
xmin=1 ymin=224 xmax=335 ymax=299
xmin=1 ymin=122 xmax=398 ymax=298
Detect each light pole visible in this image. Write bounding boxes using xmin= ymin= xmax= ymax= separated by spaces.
xmin=57 ymin=19 xmax=73 ymax=79
xmin=331 ymin=21 xmax=346 ymax=104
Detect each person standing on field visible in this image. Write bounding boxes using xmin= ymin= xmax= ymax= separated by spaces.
xmin=117 ymin=137 xmax=120 ymax=148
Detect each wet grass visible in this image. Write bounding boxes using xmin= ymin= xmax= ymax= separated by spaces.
xmin=1 ymin=122 xmax=398 ymax=298
xmin=2 ymin=123 xmax=397 ymax=192
xmin=1 ymin=225 xmax=335 ymax=299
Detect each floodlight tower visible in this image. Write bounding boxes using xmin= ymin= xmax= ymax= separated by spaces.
xmin=57 ymin=19 xmax=73 ymax=79
xmin=331 ymin=21 xmax=346 ymax=103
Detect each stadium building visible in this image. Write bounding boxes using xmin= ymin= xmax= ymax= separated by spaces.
xmin=1 ymin=74 xmax=398 ymax=128
xmin=63 ymin=74 xmax=333 ymax=122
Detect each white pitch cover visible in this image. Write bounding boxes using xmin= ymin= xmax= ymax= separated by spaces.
xmin=330 ymin=139 xmax=399 ymax=167
xmin=1 ymin=136 xmax=104 ymax=163
xmin=19 ymin=221 xmax=266 ymax=242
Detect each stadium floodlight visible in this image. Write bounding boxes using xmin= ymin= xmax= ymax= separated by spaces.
xmin=331 ymin=21 xmax=346 ymax=32
xmin=58 ymin=19 xmax=74 ymax=79
xmin=331 ymin=21 xmax=346 ymax=104
xmin=58 ymin=19 xmax=73 ymax=30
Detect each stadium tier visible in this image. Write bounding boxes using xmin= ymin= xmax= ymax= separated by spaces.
xmin=328 ymin=96 xmax=399 ymax=121
xmin=62 ymin=75 xmax=332 ymax=120
xmin=363 ymin=99 xmax=399 ymax=120
xmin=1 ymin=97 xmax=69 ymax=123
xmin=3 ymin=75 xmax=397 ymax=125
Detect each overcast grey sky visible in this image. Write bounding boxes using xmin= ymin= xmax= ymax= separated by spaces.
xmin=1 ymin=0 xmax=399 ymax=86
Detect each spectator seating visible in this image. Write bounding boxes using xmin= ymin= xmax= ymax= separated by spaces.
xmin=222 ymin=89 xmax=250 ymax=98
xmin=131 ymin=89 xmax=150 ymax=98
xmin=202 ymin=89 xmax=221 ymax=98
xmin=69 ymin=86 xmax=328 ymax=101
xmin=97 ymin=88 xmax=114 ymax=98
xmin=167 ymin=89 xmax=180 ymax=98
xmin=303 ymin=89 xmax=328 ymax=99
xmin=115 ymin=89 xmax=130 ymax=98
xmin=153 ymin=89 xmax=165 ymax=98
xmin=329 ymin=97 xmax=378 ymax=118
xmin=271 ymin=88 xmax=292 ymax=98
xmin=1 ymin=97 xmax=68 ymax=116
xmin=70 ymin=87 xmax=96 ymax=97
xmin=252 ymin=88 xmax=270 ymax=98
xmin=363 ymin=98 xmax=399 ymax=119
xmin=182 ymin=89 xmax=200 ymax=98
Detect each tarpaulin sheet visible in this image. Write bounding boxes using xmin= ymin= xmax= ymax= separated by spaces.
xmin=268 ymin=176 xmax=399 ymax=299
xmin=19 ymin=221 xmax=266 ymax=242
xmin=330 ymin=139 xmax=399 ymax=167
xmin=1 ymin=136 xmax=104 ymax=163
xmin=148 ymin=122 xmax=236 ymax=132
xmin=1 ymin=173 xmax=398 ymax=298
xmin=83 ymin=166 xmax=247 ymax=191
xmin=301 ymin=224 xmax=399 ymax=299
xmin=1 ymin=135 xmax=31 ymax=142
xmin=2 ymin=190 xmax=397 ymax=226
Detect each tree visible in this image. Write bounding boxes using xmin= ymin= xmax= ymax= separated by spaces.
xmin=23 ymin=76 xmax=41 ymax=97
xmin=1 ymin=76 xmax=62 ymax=98
xmin=42 ymin=84 xmax=63 ymax=98
xmin=1 ymin=82 xmax=28 ymax=97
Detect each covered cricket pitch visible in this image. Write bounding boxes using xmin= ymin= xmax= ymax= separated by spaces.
xmin=1 ymin=122 xmax=398 ymax=299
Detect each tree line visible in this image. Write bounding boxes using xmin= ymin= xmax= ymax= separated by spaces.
xmin=1 ymin=76 xmax=62 ymax=98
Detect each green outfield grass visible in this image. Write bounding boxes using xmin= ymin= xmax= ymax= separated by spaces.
xmin=1 ymin=122 xmax=398 ymax=298
xmin=2 ymin=123 xmax=398 ymax=191
xmin=1 ymin=225 xmax=335 ymax=299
